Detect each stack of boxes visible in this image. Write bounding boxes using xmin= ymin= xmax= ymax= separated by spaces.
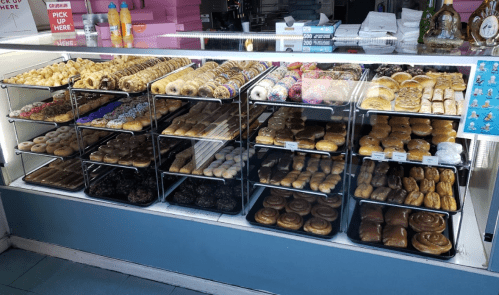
xmin=164 ymin=0 xmax=202 ymax=49
xmin=302 ymin=20 xmax=341 ymax=52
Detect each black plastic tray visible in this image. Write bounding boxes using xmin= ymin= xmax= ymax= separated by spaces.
xmin=347 ymin=202 xmax=456 ymax=260
xmin=350 ymin=159 xmax=462 ymax=214
xmin=165 ymin=177 xmax=246 ymax=215
xmin=22 ymin=162 xmax=109 ymax=192
xmin=246 ymin=188 xmax=340 ymax=239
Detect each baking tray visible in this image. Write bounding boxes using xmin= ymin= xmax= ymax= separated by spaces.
xmin=349 ymin=158 xmax=462 ymax=214
xmin=347 ymin=201 xmax=456 ymax=260
xmin=248 ymin=67 xmax=368 ymax=110
xmin=22 ymin=161 xmax=110 ymax=192
xmin=76 ymin=102 xmax=190 ymax=136
xmin=246 ymin=187 xmax=340 ymax=240
xmin=84 ymin=167 xmax=168 ymax=207
xmin=352 ymin=124 xmax=470 ymax=169
xmin=154 ymin=65 xmax=274 ymax=104
xmin=165 ymin=176 xmax=246 ymax=215
xmin=7 ymin=97 xmax=75 ymax=126
xmin=15 ymin=126 xmax=114 ymax=161
xmin=355 ymin=72 xmax=466 ymax=120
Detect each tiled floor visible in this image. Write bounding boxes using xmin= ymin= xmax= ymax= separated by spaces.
xmin=0 ymin=249 xmax=209 ymax=295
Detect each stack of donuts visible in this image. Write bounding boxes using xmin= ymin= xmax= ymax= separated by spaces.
xmin=18 ymin=127 xmax=109 ymax=157
xmin=3 ymin=58 xmax=95 ymax=87
xmin=76 ymin=96 xmax=182 ymax=131
xmin=160 ymin=60 xmax=270 ymax=99
xmin=250 ymin=66 xmax=288 ymax=101
xmin=89 ymin=133 xmax=155 ymax=168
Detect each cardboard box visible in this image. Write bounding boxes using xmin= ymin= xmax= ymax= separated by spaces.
xmin=90 ymin=0 xmax=134 ymax=13
xmin=302 ymin=20 xmax=340 ymax=49
xmin=302 ymin=20 xmax=341 ymax=34
xmin=176 ymin=21 xmax=203 ymax=31
xmin=68 ymin=0 xmax=88 ymax=14
xmin=275 ymin=20 xmax=307 ymax=52
xmin=96 ymin=21 xmax=176 ymax=39
xmin=161 ymin=0 xmax=201 ymax=7
xmin=302 ymin=45 xmax=336 ymax=52
xmin=165 ymin=6 xmax=201 ymax=22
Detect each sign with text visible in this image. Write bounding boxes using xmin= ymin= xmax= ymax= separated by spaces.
xmin=47 ymin=2 xmax=74 ymax=33
xmin=0 ymin=0 xmax=37 ymax=37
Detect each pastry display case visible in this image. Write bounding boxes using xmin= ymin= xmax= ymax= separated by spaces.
xmin=1 ymin=32 xmax=499 ymax=294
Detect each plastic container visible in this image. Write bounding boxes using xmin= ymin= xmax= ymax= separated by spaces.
xmin=108 ymin=2 xmax=122 ymax=41
xmin=120 ymin=2 xmax=133 ymax=41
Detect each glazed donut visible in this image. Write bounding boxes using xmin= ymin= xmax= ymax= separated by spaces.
xmin=311 ymin=205 xmax=338 ymax=222
xmin=54 ymin=146 xmax=74 ymax=157
xmin=303 ymin=217 xmax=332 ymax=235
xmin=46 ymin=138 xmax=61 ymax=145
xmin=45 ymin=131 xmax=60 ymax=138
xmin=103 ymin=153 xmax=119 ymax=164
xmin=180 ymin=83 xmax=198 ymax=96
xmin=18 ymin=141 xmax=35 ymax=151
xmin=57 ymin=133 xmax=72 ymax=141
xmin=46 ymin=143 xmax=61 ymax=154
xmin=70 ymin=140 xmax=86 ymax=151
xmin=56 ymin=126 xmax=72 ymax=133
xmin=250 ymin=85 xmax=269 ymax=101
xmin=165 ymin=80 xmax=184 ymax=95
xmin=31 ymin=143 xmax=47 ymax=153
xmin=254 ymin=208 xmax=279 ymax=225
xmin=123 ymin=121 xmax=143 ymax=131
xmin=33 ymin=136 xmax=48 ymax=144
xmin=262 ymin=195 xmax=287 ymax=210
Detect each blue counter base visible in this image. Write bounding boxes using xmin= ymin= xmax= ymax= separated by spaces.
xmin=2 ymin=188 xmax=499 ymax=295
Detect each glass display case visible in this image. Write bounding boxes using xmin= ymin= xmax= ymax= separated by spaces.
xmin=0 ymin=30 xmax=499 ymax=294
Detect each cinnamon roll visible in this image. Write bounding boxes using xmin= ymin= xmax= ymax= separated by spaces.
xmin=409 ymin=212 xmax=446 ymax=233
xmin=263 ymin=195 xmax=287 ymax=210
xmin=311 ymin=205 xmax=338 ymax=222
xmin=303 ymin=217 xmax=332 ymax=235
xmin=254 ymin=208 xmax=279 ymax=225
xmin=285 ymin=199 xmax=312 ymax=216
xmin=277 ymin=212 xmax=304 ymax=230
xmin=317 ymin=194 xmax=342 ymax=208
xmin=412 ymin=232 xmax=452 ymax=255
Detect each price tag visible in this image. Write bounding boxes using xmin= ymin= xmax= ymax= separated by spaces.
xmin=392 ymin=152 xmax=407 ymax=162
xmin=371 ymin=152 xmax=386 ymax=161
xmin=285 ymin=142 xmax=298 ymax=151
xmin=422 ymin=156 xmax=439 ymax=165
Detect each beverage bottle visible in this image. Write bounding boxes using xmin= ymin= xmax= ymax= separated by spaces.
xmin=120 ymin=2 xmax=134 ymax=41
xmin=468 ymin=0 xmax=499 ymax=47
xmin=108 ymin=2 xmax=122 ymax=42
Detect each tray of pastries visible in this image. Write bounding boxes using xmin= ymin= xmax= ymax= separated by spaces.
xmin=1 ymin=58 xmax=99 ymax=90
xmin=86 ymin=168 xmax=166 ymax=206
xmin=167 ymin=177 xmax=246 ymax=214
xmin=254 ymin=106 xmax=347 ymax=154
xmin=160 ymin=101 xmax=265 ymax=141
xmin=356 ymin=115 xmax=468 ymax=166
xmin=7 ymin=91 xmax=116 ymax=124
xmin=358 ymin=65 xmax=467 ymax=118
xmin=347 ymin=202 xmax=455 ymax=259
xmin=162 ymin=143 xmax=255 ymax=180
xmin=352 ymin=159 xmax=461 ymax=214
xmin=249 ymin=62 xmax=362 ymax=107
xmin=86 ymin=133 xmax=172 ymax=169
xmin=76 ymin=95 xmax=183 ymax=133
xmin=16 ymin=127 xmax=112 ymax=160
xmin=254 ymin=150 xmax=344 ymax=196
xmin=71 ymin=57 xmax=191 ymax=93
xmin=23 ymin=159 xmax=107 ymax=191
xmin=152 ymin=60 xmax=272 ymax=100
xmin=247 ymin=188 xmax=341 ymax=239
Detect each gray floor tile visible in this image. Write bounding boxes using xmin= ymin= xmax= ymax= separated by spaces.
xmin=112 ymin=276 xmax=176 ymax=295
xmin=10 ymin=256 xmax=71 ymax=291
xmin=13 ymin=257 xmax=127 ymax=295
xmin=0 ymin=284 xmax=32 ymax=295
xmin=0 ymin=249 xmax=46 ymax=285
xmin=171 ymin=287 xmax=208 ymax=295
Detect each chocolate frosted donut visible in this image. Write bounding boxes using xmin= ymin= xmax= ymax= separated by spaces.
xmin=409 ymin=212 xmax=446 ymax=233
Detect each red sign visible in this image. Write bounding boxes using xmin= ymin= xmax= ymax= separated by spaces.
xmin=47 ymin=2 xmax=74 ymax=33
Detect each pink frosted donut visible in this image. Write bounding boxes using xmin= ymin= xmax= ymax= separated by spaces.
xmin=300 ymin=62 xmax=317 ymax=72
xmin=287 ymin=62 xmax=302 ymax=70
xmin=288 ymin=80 xmax=302 ymax=102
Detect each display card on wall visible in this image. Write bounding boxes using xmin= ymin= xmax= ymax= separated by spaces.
xmin=461 ymin=60 xmax=499 ymax=140
xmin=0 ymin=0 xmax=38 ymax=37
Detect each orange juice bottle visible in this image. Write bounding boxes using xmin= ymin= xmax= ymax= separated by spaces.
xmin=108 ymin=2 xmax=122 ymax=41
xmin=120 ymin=2 xmax=133 ymax=41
